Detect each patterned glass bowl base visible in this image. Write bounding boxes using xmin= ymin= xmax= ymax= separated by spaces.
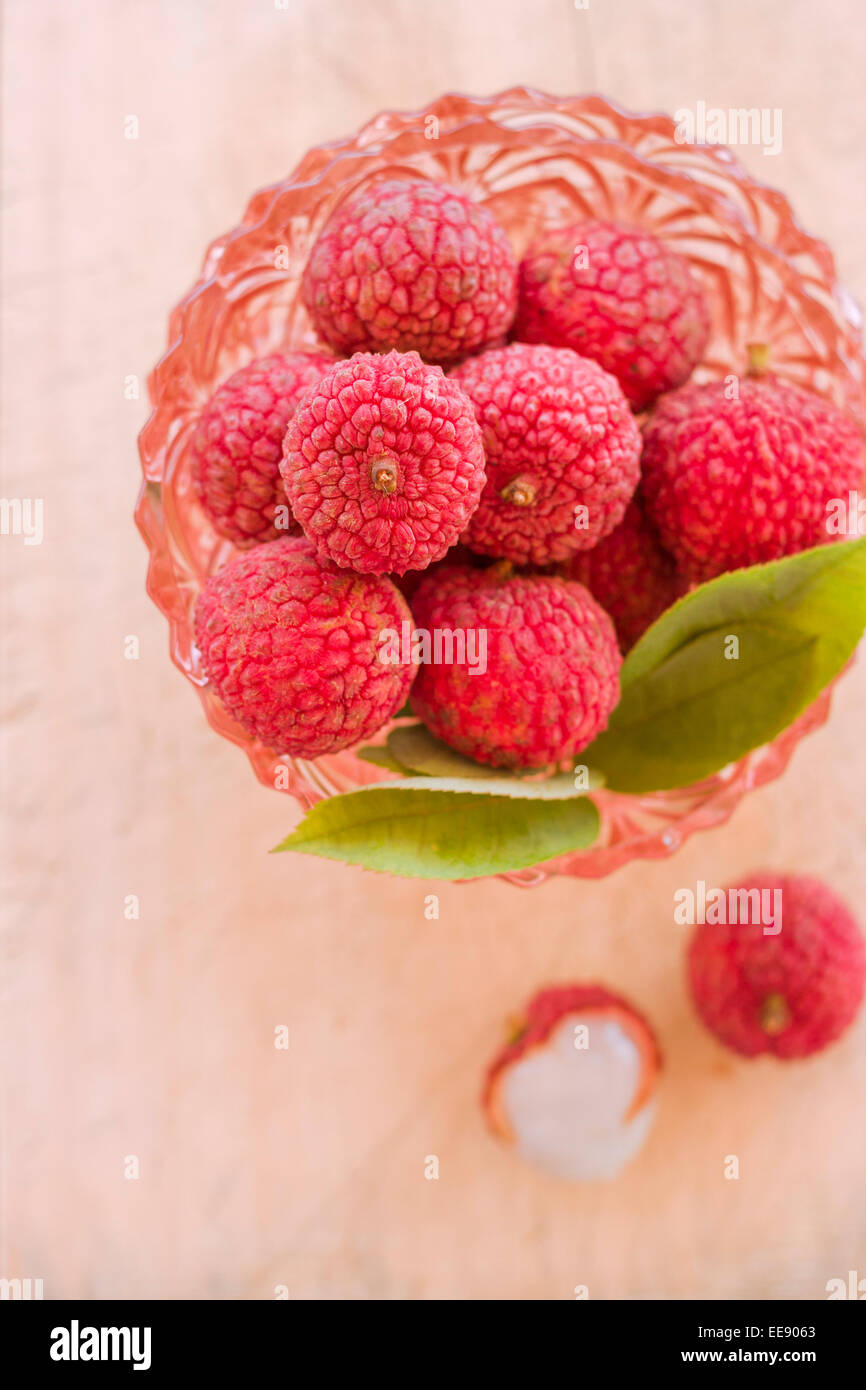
xmin=136 ymin=88 xmax=864 ymax=883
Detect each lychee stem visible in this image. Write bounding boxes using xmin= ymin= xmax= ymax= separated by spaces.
xmin=746 ymin=342 xmax=772 ymax=377
xmin=370 ymin=457 xmax=399 ymax=494
xmin=505 ymin=1013 xmax=527 ymax=1045
xmin=489 ymin=560 xmax=514 ymax=582
xmin=759 ymin=992 xmax=791 ymax=1035
xmin=501 ymin=475 xmax=537 ymax=508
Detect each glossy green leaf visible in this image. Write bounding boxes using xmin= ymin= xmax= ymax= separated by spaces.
xmin=273 ymin=783 xmax=600 ymax=879
xmin=354 ymin=744 xmax=409 ymax=774
xmin=585 ymin=538 xmax=866 ymax=792
xmin=386 ymin=723 xmax=503 ymax=778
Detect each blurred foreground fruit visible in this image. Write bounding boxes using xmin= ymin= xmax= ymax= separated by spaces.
xmin=687 ymin=873 xmax=866 ymax=1058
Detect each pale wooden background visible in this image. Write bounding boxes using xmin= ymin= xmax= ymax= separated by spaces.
xmin=2 ymin=0 xmax=865 ymax=1300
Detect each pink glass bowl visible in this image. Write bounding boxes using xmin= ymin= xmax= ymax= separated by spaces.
xmin=135 ymin=88 xmax=865 ymax=883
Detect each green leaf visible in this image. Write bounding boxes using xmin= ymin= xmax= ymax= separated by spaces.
xmin=356 ymin=723 xmax=605 ymax=789
xmin=354 ymin=722 xmax=504 ymax=777
xmin=272 ymin=783 xmax=600 ymax=879
xmin=354 ymin=745 xmax=409 ymax=773
xmin=584 ymin=538 xmax=866 ymax=793
xmin=386 ymin=723 xmax=503 ymax=778
xmin=370 ymin=772 xmax=598 ymax=798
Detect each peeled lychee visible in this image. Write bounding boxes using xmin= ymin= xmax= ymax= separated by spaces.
xmin=687 ymin=873 xmax=866 ymax=1059
xmin=194 ymin=536 xmax=414 ymax=758
xmin=566 ymin=494 xmax=686 ymax=651
xmin=515 ymin=220 xmax=710 ymax=409
xmin=302 ymin=178 xmax=518 ymax=364
xmin=483 ymin=984 xmax=662 ymax=1181
xmin=191 ymin=351 xmax=332 ymax=546
xmin=452 ymin=343 xmax=641 ymax=566
xmin=641 ymin=373 xmax=865 ymax=583
xmin=281 ymin=350 xmax=486 ymax=576
xmin=409 ymin=565 xmax=621 ymax=769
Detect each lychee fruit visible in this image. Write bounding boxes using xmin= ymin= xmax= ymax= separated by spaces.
xmin=190 ymin=351 xmax=332 ymax=546
xmin=302 ymin=178 xmax=517 ymax=364
xmin=393 ymin=542 xmax=479 ymax=604
xmin=194 ymin=535 xmax=414 ymax=758
xmin=687 ymin=873 xmax=866 ymax=1059
xmin=482 ymin=984 xmax=662 ymax=1181
xmin=515 ymin=219 xmax=710 ymax=410
xmin=566 ymin=494 xmax=686 ymax=651
xmin=641 ymin=370 xmax=865 ymax=583
xmin=451 ymin=343 xmax=641 ymax=566
xmin=281 ymin=350 xmax=486 ymax=576
xmin=409 ymin=564 xmax=621 ymax=769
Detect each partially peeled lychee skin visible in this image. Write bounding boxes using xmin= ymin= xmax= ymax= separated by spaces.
xmin=191 ymin=351 xmax=333 ymax=547
xmin=641 ymin=376 xmax=866 ymax=583
xmin=281 ymin=350 xmax=486 ymax=576
xmin=483 ymin=985 xmax=662 ymax=1182
xmin=409 ymin=566 xmax=622 ymax=769
xmin=687 ymin=874 xmax=866 ymax=1059
xmin=194 ymin=536 xmax=415 ymax=758
xmin=452 ymin=343 xmax=641 ymax=566
xmin=515 ymin=220 xmax=710 ymax=410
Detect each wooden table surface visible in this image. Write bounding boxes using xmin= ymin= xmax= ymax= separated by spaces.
xmin=3 ymin=0 xmax=865 ymax=1300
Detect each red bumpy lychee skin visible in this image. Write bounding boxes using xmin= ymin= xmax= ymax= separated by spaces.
xmin=409 ymin=565 xmax=621 ymax=769
xmin=515 ymin=220 xmax=710 ymax=410
xmin=567 ymin=495 xmax=686 ymax=652
xmin=190 ymin=351 xmax=332 ymax=546
xmin=281 ymin=350 xmax=486 ymax=576
xmin=302 ymin=178 xmax=518 ymax=364
xmin=687 ymin=874 xmax=866 ymax=1059
xmin=641 ymin=374 xmax=866 ymax=583
xmin=452 ymin=343 xmax=641 ymax=566
xmin=194 ymin=536 xmax=414 ymax=758
xmin=482 ymin=984 xmax=662 ymax=1182
xmin=393 ymin=542 xmax=478 ymax=603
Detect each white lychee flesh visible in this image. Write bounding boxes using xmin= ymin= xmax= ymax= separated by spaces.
xmin=497 ymin=1012 xmax=656 ymax=1181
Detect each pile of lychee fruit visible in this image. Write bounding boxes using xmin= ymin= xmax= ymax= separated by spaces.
xmin=192 ymin=176 xmax=864 ymax=773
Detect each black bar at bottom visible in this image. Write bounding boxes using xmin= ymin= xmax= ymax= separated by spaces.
xmin=1 ymin=1297 xmax=862 ymax=1375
